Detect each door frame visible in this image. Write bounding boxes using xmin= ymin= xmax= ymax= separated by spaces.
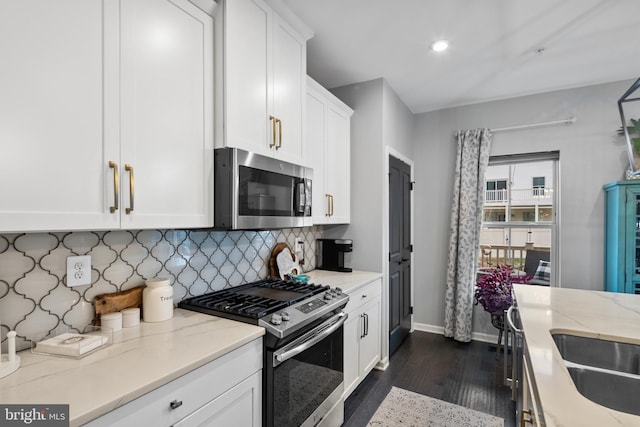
xmin=381 ymin=146 xmax=414 ymax=369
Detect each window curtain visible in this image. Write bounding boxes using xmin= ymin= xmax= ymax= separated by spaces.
xmin=444 ymin=128 xmax=493 ymax=342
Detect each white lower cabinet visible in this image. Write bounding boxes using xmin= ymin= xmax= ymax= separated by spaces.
xmin=343 ymin=279 xmax=381 ymax=399
xmin=521 ymin=353 xmax=543 ymax=427
xmin=85 ymin=339 xmax=262 ymax=427
xmin=173 ymin=372 xmax=261 ymax=427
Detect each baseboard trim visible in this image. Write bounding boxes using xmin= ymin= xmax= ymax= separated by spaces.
xmin=413 ymin=322 xmax=499 ymax=344
xmin=375 ymin=357 xmax=389 ymax=371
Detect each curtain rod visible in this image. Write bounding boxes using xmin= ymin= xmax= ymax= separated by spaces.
xmin=492 ymin=116 xmax=576 ymax=133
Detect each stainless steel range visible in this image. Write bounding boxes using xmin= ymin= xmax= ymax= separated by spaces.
xmin=178 ymin=278 xmax=349 ymax=427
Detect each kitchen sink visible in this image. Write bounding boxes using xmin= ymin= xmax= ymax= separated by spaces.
xmin=552 ymin=333 xmax=640 ymax=375
xmin=566 ymin=364 xmax=640 ymax=416
xmin=552 ymin=333 xmax=640 ymax=416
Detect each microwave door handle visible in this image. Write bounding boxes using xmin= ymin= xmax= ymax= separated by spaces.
xmin=273 ymin=312 xmax=347 ymax=366
xmin=295 ymin=180 xmax=305 ymax=213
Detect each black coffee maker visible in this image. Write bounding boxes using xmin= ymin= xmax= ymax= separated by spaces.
xmin=316 ymin=239 xmax=352 ymax=272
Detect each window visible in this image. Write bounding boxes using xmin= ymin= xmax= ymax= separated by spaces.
xmin=478 ymin=153 xmax=558 ymax=285
xmin=486 ymin=179 xmax=507 ymax=201
xmin=532 ymin=176 xmax=546 ymax=196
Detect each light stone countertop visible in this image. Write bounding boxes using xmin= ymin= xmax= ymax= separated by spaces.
xmin=513 ymin=285 xmax=640 ymax=427
xmin=305 ymin=269 xmax=382 ymax=293
xmin=0 ymin=309 xmax=264 ymax=426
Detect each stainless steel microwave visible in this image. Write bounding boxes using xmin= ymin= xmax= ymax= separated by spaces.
xmin=214 ymin=148 xmax=312 ymax=229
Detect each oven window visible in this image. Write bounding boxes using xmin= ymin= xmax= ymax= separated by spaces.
xmin=239 ymin=165 xmax=294 ymax=216
xmin=272 ymin=327 xmax=344 ymax=427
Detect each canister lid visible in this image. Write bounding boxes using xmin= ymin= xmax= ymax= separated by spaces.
xmin=145 ymin=277 xmax=170 ymax=287
xmin=121 ymin=307 xmax=140 ymax=316
xmin=101 ymin=312 xmax=122 ymax=320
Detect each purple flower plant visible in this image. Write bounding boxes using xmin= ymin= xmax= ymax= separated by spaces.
xmin=474 ymin=265 xmax=531 ymax=315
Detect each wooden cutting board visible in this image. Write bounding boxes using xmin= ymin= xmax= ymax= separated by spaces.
xmin=93 ymin=285 xmax=144 ymax=326
xmin=269 ymin=242 xmax=297 ymax=279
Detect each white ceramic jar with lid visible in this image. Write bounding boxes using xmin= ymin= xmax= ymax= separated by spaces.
xmin=101 ymin=312 xmax=122 ymax=332
xmin=121 ymin=307 xmax=140 ymax=327
xmin=143 ymin=278 xmax=173 ymax=322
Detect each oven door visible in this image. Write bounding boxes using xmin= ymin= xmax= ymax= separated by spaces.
xmin=265 ymin=311 xmax=346 ymax=427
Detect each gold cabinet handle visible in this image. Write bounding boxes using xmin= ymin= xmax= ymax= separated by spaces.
xmin=109 ymin=161 xmax=119 ymax=213
xmin=325 ymin=194 xmax=331 ymax=216
xmin=520 ymin=410 xmax=533 ymax=427
xmin=269 ymin=115 xmax=277 ymax=148
xmin=125 ymin=164 xmax=134 ymax=214
xmin=330 ymin=194 xmax=334 ymax=216
xmin=276 ymin=117 xmax=282 ymax=149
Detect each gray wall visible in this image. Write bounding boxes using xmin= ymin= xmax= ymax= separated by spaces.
xmin=328 ymin=78 xmax=414 ymax=363
xmin=412 ymin=79 xmax=635 ymax=335
xmin=327 ymin=78 xmax=414 ymax=273
xmin=326 ymin=79 xmax=385 ymax=272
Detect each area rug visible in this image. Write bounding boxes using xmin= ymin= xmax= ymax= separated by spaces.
xmin=367 ymin=387 xmax=504 ymax=427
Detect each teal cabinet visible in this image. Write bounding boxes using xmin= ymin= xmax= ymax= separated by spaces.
xmin=604 ymin=181 xmax=640 ymax=294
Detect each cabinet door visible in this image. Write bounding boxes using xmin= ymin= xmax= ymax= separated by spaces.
xmin=174 ymin=371 xmax=261 ymax=427
xmin=343 ymin=310 xmax=361 ymax=398
xmin=307 ymin=90 xmax=328 ymax=220
xmin=625 ymin=188 xmax=640 ymax=294
xmin=325 ymin=106 xmax=351 ymax=223
xmin=224 ymin=0 xmax=271 ymax=157
xmin=272 ymin=15 xmax=305 ymax=164
xmin=0 ymin=0 xmax=119 ymax=232
xmin=119 ymin=0 xmax=214 ymax=229
xmin=359 ymin=297 xmax=381 ymax=376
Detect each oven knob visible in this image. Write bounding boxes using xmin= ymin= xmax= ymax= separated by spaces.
xmin=335 ymin=287 xmax=343 ymax=294
xmin=281 ymin=312 xmax=290 ymax=321
xmin=324 ymin=293 xmax=333 ymax=300
xmin=270 ymin=314 xmax=282 ymax=325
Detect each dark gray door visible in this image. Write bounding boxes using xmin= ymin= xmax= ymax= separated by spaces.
xmin=389 ymin=155 xmax=412 ymax=356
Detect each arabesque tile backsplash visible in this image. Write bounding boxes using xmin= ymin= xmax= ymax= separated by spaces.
xmin=0 ymin=227 xmax=322 ymax=351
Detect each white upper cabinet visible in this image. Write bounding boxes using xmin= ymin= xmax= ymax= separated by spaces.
xmin=217 ymin=0 xmax=311 ymax=165
xmin=118 ymin=0 xmax=214 ymax=230
xmin=0 ymin=0 xmax=214 ymax=233
xmin=0 ymin=0 xmax=118 ymax=232
xmin=306 ymin=77 xmax=353 ymax=224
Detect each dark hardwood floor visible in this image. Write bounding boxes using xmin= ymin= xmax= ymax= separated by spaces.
xmin=343 ymin=331 xmax=516 ymax=426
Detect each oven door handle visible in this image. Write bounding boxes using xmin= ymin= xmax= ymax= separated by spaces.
xmin=274 ymin=311 xmax=347 ymax=366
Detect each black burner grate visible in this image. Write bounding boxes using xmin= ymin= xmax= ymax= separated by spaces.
xmin=178 ymin=278 xmax=328 ymax=320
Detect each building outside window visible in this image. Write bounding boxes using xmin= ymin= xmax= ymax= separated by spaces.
xmin=532 ymin=176 xmax=546 ymax=196
xmin=486 ymin=179 xmax=507 ymax=202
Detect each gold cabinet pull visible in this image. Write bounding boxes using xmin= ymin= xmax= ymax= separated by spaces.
xmin=276 ymin=117 xmax=282 ymax=149
xmin=330 ymin=194 xmax=334 ymax=216
xmin=269 ymin=115 xmax=277 ymax=148
xmin=520 ymin=410 xmax=533 ymax=427
xmin=109 ymin=161 xmax=119 ymax=213
xmin=125 ymin=164 xmax=134 ymax=214
xmin=325 ymin=194 xmax=331 ymax=216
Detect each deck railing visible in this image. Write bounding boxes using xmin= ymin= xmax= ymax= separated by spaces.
xmin=485 ymin=188 xmax=553 ymax=205
xmin=478 ymin=244 xmax=550 ymax=270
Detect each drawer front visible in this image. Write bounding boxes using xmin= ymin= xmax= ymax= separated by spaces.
xmin=86 ymin=339 xmax=263 ymax=426
xmin=344 ymin=279 xmax=381 ymax=314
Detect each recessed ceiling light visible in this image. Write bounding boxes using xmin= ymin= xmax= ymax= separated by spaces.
xmin=431 ymin=40 xmax=449 ymax=52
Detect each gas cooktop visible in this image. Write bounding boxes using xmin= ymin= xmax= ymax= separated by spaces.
xmin=178 ymin=278 xmax=349 ymax=338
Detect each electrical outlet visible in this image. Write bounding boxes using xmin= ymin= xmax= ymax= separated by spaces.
xmin=66 ymin=255 xmax=92 ymax=287
xmin=295 ymin=238 xmax=305 ymax=265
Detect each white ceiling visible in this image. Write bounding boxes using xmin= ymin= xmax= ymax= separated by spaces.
xmin=282 ymin=0 xmax=640 ymax=114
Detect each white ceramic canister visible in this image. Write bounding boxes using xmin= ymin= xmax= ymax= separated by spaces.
xmin=121 ymin=307 xmax=140 ymax=328
xmin=143 ymin=278 xmax=174 ymax=322
xmin=101 ymin=312 xmax=122 ymax=332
